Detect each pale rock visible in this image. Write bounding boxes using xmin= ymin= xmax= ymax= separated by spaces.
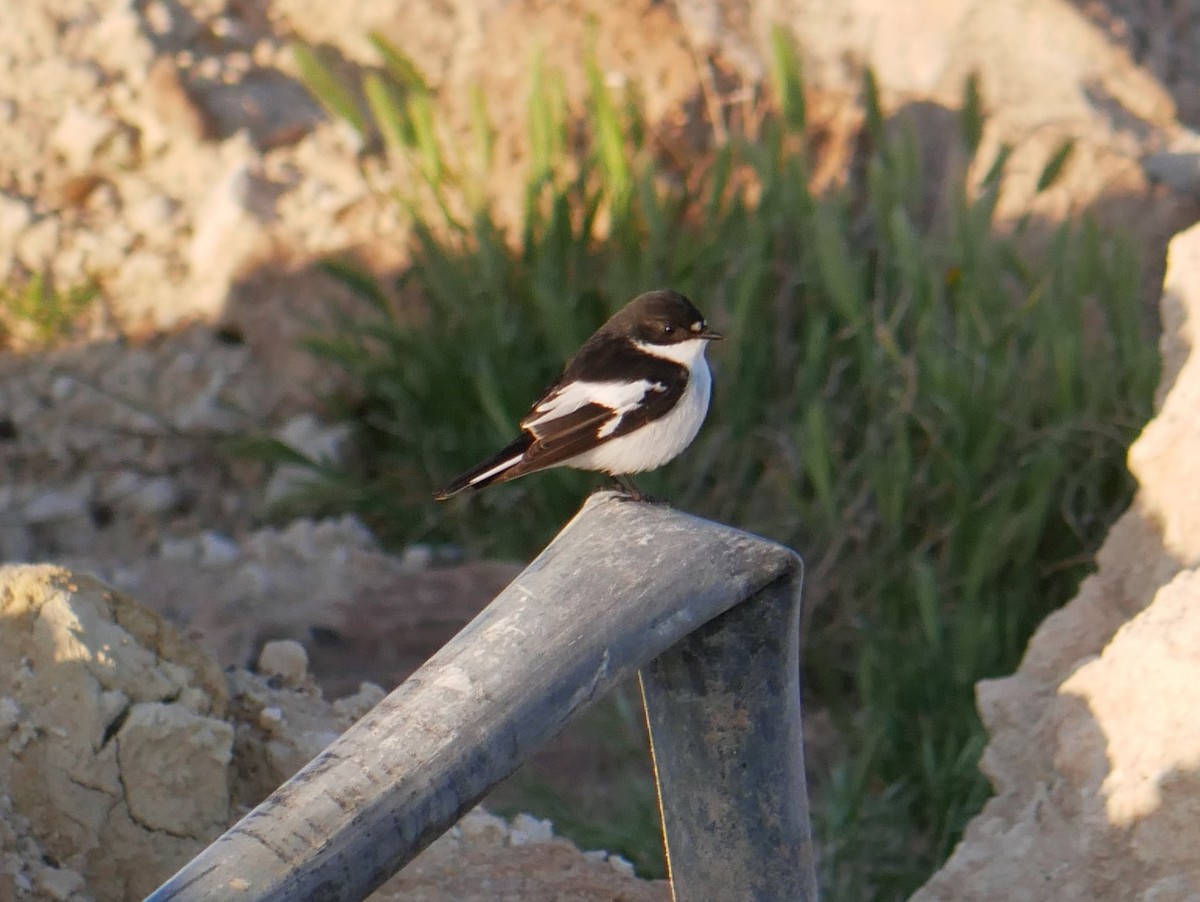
xmin=1143 ymin=150 xmax=1200 ymax=193
xmin=32 ymin=864 xmax=85 ymax=901
xmin=459 ymin=809 xmax=510 ymax=840
xmin=75 ymin=218 xmax=136 ymax=271
xmin=22 ymin=479 xmax=92 ymax=524
xmin=143 ymin=0 xmax=180 ymax=38
xmin=48 ymin=374 xmax=74 ymax=402
xmin=14 ymin=215 xmax=59 ymax=269
xmin=127 ymin=476 xmax=182 ymax=515
xmin=1129 ymin=226 xmax=1200 ymax=564
xmin=608 ymin=854 xmax=636 ymax=878
xmin=914 ymin=224 xmax=1200 ymax=899
xmin=0 ymin=566 xmax=229 ymax=899
xmin=258 ymin=706 xmax=285 ymax=730
xmin=89 ymin=5 xmax=155 ymax=84
xmin=198 ymin=531 xmax=240 ymax=567
xmin=125 ymin=193 xmax=179 ymax=233
xmin=400 ymin=544 xmax=435 ymax=572
xmin=188 ymin=159 xmax=275 ymax=274
xmin=0 ymin=192 xmax=32 ymax=246
xmin=509 ymin=813 xmax=555 ymax=846
xmin=257 ymin=639 xmax=309 ymax=687
xmin=142 ymin=56 xmax=211 ymax=144
xmin=50 ymin=107 xmax=121 ymax=172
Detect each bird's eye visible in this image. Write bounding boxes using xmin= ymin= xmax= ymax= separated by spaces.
xmin=662 ymin=323 xmax=674 ymax=334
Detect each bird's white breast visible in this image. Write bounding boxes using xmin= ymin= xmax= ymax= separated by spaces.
xmin=565 ymin=338 xmax=712 ymax=475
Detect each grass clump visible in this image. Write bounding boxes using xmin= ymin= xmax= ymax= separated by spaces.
xmin=0 ymin=271 xmax=99 ymax=348
xmin=289 ymin=32 xmax=1157 ymax=899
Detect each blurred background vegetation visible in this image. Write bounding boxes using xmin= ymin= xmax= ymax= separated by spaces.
xmin=268 ymin=28 xmax=1158 ymax=900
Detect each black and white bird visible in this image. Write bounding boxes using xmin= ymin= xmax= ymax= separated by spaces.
xmin=434 ymin=289 xmax=722 ymax=501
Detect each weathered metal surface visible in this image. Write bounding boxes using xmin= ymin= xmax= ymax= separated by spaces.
xmin=640 ymin=569 xmax=816 ymax=901
xmin=147 ymin=491 xmax=814 ymax=901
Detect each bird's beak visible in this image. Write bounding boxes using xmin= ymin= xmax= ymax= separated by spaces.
xmin=699 ymin=327 xmax=724 ymax=341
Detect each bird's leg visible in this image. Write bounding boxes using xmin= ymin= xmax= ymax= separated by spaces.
xmin=610 ymin=474 xmax=647 ymax=502
xmin=610 ymin=474 xmax=665 ymax=503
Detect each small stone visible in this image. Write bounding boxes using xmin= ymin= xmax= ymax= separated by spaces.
xmin=608 ymin=854 xmax=636 ymax=877
xmin=0 ymin=192 xmax=32 ymax=243
xmin=192 ymin=68 xmax=322 ymax=150
xmin=257 ymin=640 xmax=308 ymax=686
xmin=15 ymin=215 xmax=60 ymax=269
xmin=126 ymin=193 xmax=179 ymax=233
xmin=49 ymin=375 xmax=75 ymax=401
xmin=116 ymin=703 xmax=233 ymax=836
xmin=34 ymin=864 xmax=85 ymax=901
xmin=177 ymin=687 xmax=211 ymax=715
xmin=50 ymin=108 xmax=121 ymax=171
xmin=399 ymin=544 xmax=434 ymax=572
xmin=145 ymin=57 xmax=211 ymax=141
xmin=23 ymin=484 xmax=91 ymax=523
xmin=1144 ymin=151 xmax=1200 ymax=193
xmin=128 ymin=476 xmax=180 ymax=515
xmin=459 ymin=809 xmax=508 ymax=841
xmin=143 ymin=0 xmax=176 ymax=36
xmin=199 ymin=531 xmax=240 ymax=567
xmin=508 ymin=812 xmax=555 ymax=846
xmin=188 ymin=161 xmax=274 ymax=272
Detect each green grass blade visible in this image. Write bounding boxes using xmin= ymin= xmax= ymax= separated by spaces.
xmin=291 ymin=42 xmax=367 ymax=136
xmin=769 ymin=25 xmax=807 ymax=133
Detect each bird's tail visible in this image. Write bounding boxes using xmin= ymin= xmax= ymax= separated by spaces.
xmin=433 ymin=434 xmax=534 ymax=500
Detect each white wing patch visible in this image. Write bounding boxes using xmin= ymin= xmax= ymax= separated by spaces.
xmin=566 ymin=353 xmax=711 ymax=475
xmin=524 ymin=379 xmax=666 ymax=438
xmin=597 ymin=381 xmax=667 ymax=437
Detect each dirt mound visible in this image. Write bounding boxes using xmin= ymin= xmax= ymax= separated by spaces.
xmin=0 ymin=564 xmax=667 ymax=901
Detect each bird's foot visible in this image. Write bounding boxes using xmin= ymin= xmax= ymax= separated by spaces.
xmin=609 ymin=475 xmax=664 ymax=504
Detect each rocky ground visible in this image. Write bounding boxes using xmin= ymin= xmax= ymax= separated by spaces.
xmin=0 ymin=565 xmax=664 ymax=900
xmin=4 ymin=0 xmax=1200 ymax=899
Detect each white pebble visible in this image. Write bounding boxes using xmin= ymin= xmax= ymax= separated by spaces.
xmin=257 ymin=639 xmax=308 ymax=686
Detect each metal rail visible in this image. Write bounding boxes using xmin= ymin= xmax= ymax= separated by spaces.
xmin=147 ymin=492 xmax=817 ymax=901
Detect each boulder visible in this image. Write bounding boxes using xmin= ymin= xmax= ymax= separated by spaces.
xmin=913 ymin=222 xmax=1200 ymax=900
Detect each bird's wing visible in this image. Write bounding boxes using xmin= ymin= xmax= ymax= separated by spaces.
xmin=522 ymin=379 xmax=663 ymax=437
xmin=510 ymin=377 xmax=683 ymax=471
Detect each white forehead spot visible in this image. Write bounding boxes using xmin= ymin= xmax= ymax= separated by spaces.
xmin=690 ymin=321 xmax=703 ymax=333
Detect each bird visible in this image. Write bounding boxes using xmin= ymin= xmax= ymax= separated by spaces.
xmin=434 ymin=289 xmax=722 ymax=502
